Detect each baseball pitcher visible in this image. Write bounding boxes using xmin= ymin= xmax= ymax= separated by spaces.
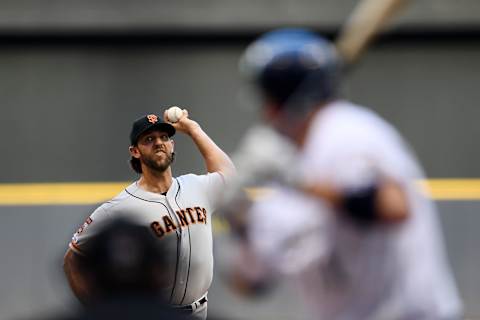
xmin=63 ymin=109 xmax=235 ymax=319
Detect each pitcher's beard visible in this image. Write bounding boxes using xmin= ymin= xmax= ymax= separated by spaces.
xmin=142 ymin=152 xmax=175 ymax=173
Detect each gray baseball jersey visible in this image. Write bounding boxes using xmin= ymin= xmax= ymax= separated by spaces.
xmin=69 ymin=172 xmax=224 ymax=311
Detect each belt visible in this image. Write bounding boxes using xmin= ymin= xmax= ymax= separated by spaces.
xmin=173 ymin=294 xmax=208 ymax=314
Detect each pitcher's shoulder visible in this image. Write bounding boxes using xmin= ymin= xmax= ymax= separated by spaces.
xmin=95 ymin=182 xmax=140 ymax=213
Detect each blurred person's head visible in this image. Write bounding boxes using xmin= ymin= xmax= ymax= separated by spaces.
xmin=240 ymin=28 xmax=341 ymax=142
xmin=78 ymin=217 xmax=169 ymax=301
xmin=128 ymin=114 xmax=176 ymax=174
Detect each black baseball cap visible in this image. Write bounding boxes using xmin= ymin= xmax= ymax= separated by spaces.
xmin=130 ymin=114 xmax=176 ymax=145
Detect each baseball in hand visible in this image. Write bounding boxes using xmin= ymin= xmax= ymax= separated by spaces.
xmin=166 ymin=106 xmax=183 ymax=123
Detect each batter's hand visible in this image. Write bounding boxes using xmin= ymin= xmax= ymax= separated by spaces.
xmin=232 ymin=124 xmax=298 ymax=186
xmin=163 ymin=107 xmax=201 ymax=136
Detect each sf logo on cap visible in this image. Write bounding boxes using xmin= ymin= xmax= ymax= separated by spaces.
xmin=147 ymin=114 xmax=158 ymax=124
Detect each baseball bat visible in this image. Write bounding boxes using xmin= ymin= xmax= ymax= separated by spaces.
xmin=335 ymin=0 xmax=410 ymax=64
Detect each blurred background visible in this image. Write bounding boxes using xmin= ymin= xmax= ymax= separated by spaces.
xmin=0 ymin=0 xmax=479 ymax=319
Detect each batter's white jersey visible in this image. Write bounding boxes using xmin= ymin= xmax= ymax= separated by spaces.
xmin=245 ymin=100 xmax=462 ymax=320
xmin=70 ymin=172 xmax=225 ymax=313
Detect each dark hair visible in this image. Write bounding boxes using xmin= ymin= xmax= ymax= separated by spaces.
xmin=79 ymin=218 xmax=168 ymax=296
xmin=130 ymin=157 xmax=142 ymax=174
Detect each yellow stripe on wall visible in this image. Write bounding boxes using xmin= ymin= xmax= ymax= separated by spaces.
xmin=0 ymin=182 xmax=131 ymax=205
xmin=418 ymin=179 xmax=480 ymax=200
xmin=0 ymin=179 xmax=479 ymax=205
